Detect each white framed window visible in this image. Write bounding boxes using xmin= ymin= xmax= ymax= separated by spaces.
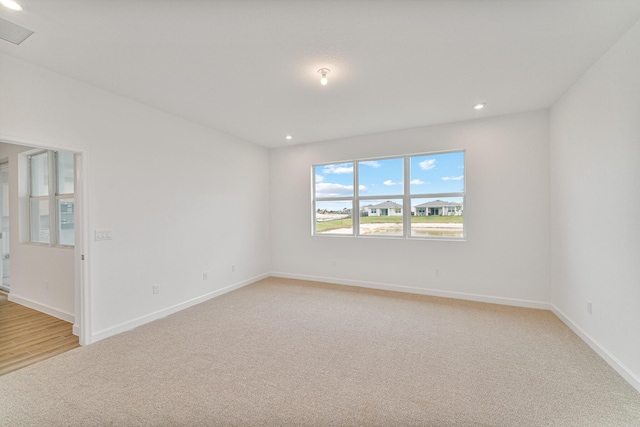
xmin=312 ymin=150 xmax=465 ymax=239
xmin=28 ymin=150 xmax=75 ymax=247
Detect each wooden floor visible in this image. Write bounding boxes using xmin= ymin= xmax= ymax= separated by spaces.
xmin=0 ymin=291 xmax=79 ymax=376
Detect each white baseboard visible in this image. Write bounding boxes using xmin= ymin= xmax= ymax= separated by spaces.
xmin=551 ymin=305 xmax=640 ymax=394
xmin=90 ymin=273 xmax=269 ymax=344
xmin=270 ymin=272 xmax=551 ymax=310
xmin=80 ymin=271 xmax=640 ymax=395
xmin=272 ymin=272 xmax=640 ymax=393
xmin=8 ymin=294 xmax=75 ymax=323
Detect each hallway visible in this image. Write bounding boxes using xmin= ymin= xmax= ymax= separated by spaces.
xmin=0 ymin=292 xmax=79 ymax=376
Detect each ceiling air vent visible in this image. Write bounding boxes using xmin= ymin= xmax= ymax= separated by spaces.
xmin=0 ymin=16 xmax=33 ymax=45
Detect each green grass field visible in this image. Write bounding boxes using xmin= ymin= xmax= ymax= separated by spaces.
xmin=315 ymin=215 xmax=463 ymax=233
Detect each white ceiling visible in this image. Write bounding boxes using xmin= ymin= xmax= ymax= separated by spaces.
xmin=1 ymin=1 xmax=640 ymax=148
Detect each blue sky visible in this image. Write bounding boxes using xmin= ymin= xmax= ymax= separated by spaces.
xmin=315 ymin=151 xmax=464 ymax=199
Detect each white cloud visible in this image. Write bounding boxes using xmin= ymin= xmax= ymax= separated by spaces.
xmin=419 ymin=159 xmax=436 ymax=170
xmin=442 ymin=175 xmax=464 ymax=181
xmin=383 ymin=180 xmax=401 ymax=186
xmin=323 ymin=164 xmax=353 ymax=174
xmin=315 ymin=182 xmax=354 ymax=198
xmin=360 ymin=160 xmax=381 ymax=168
xmin=316 ymin=184 xmax=368 ymax=197
xmin=410 ymin=179 xmax=425 ymax=185
xmin=315 ymin=174 xmax=324 ymax=183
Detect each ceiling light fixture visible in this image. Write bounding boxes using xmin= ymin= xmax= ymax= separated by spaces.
xmin=318 ymin=68 xmax=330 ymax=86
xmin=0 ymin=0 xmax=22 ymax=11
xmin=285 ymin=135 xmax=293 ymax=140
xmin=474 ymin=103 xmax=486 ymax=110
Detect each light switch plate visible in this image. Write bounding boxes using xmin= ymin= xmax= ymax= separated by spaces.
xmin=95 ymin=230 xmax=113 ymax=241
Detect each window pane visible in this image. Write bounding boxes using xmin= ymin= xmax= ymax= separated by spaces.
xmin=57 ymin=151 xmax=75 ymax=195
xmin=58 ymin=199 xmax=75 ymax=246
xmin=410 ymin=151 xmax=464 ymax=195
xmin=411 ymin=197 xmax=464 ymax=238
xmin=358 ymin=157 xmax=403 ymax=197
xmin=315 ymin=201 xmax=352 ymax=235
xmin=359 ymin=199 xmax=403 ymax=236
xmin=314 ymin=163 xmax=354 ymax=198
xmin=30 ymin=199 xmax=50 ymax=244
xmin=30 ymin=152 xmax=49 ymax=197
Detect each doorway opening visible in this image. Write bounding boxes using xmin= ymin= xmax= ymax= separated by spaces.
xmin=0 ymin=139 xmax=87 ymax=347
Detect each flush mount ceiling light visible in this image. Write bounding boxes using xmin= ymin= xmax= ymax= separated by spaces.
xmin=318 ymin=68 xmax=330 ymax=86
xmin=285 ymin=135 xmax=293 ymax=140
xmin=473 ymin=103 xmax=486 ymax=110
xmin=0 ymin=0 xmax=22 ymax=11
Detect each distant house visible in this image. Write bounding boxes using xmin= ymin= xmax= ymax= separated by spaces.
xmin=361 ymin=200 xmax=403 ymax=217
xmin=414 ymin=200 xmax=462 ymax=216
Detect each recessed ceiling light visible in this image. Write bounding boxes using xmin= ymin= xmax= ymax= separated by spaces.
xmin=474 ymin=103 xmax=486 ymax=110
xmin=285 ymin=135 xmax=293 ymax=140
xmin=0 ymin=0 xmax=22 ymax=11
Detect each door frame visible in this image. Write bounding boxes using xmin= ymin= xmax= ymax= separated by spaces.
xmin=0 ymin=160 xmax=9 ymax=293
xmin=0 ymin=134 xmax=91 ymax=345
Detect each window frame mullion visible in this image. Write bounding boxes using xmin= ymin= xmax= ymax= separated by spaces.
xmin=49 ymin=151 xmax=59 ymax=246
xmin=353 ymin=161 xmax=360 ymax=236
xmin=403 ymin=156 xmax=411 ymax=238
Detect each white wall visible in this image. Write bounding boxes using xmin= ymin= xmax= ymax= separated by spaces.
xmin=270 ymin=111 xmax=550 ymax=306
xmin=0 ymin=53 xmax=271 ymax=343
xmin=0 ymin=142 xmax=75 ymax=321
xmin=550 ymin=19 xmax=640 ymax=390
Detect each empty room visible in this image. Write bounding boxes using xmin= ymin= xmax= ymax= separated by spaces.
xmin=1 ymin=0 xmax=639 ymax=425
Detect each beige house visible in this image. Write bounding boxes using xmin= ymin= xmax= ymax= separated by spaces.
xmin=361 ymin=201 xmax=403 ymax=217
xmin=414 ymin=200 xmax=462 ymax=216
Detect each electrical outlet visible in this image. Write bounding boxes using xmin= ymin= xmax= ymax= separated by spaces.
xmin=203 ymin=272 xmax=208 ymax=280
xmin=231 ymin=265 xmax=236 ymax=273
xmin=587 ymin=301 xmax=592 ymax=315
xmin=435 ymin=269 xmax=441 ymax=277
xmin=152 ymin=284 xmax=160 ymax=295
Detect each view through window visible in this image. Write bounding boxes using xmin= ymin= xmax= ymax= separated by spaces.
xmin=313 ymin=151 xmax=465 ymax=239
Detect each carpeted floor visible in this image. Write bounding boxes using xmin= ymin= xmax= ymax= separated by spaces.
xmin=1 ymin=277 xmax=639 ymax=426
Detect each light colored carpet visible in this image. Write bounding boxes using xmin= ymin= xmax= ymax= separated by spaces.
xmin=1 ymin=277 xmax=639 ymax=426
